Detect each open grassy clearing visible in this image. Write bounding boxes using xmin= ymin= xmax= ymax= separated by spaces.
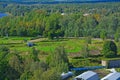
xmin=0 ymin=37 xmax=120 ymax=60
xmin=0 ymin=37 xmax=120 ymax=54
xmin=0 ymin=37 xmax=118 ymax=66
xmin=0 ymin=37 xmax=103 ymax=54
xmin=0 ymin=37 xmax=31 ymax=44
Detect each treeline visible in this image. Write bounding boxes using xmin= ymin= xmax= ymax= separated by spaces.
xmin=0 ymin=9 xmax=120 ymax=40
xmin=0 ymin=2 xmax=120 ymax=16
xmin=0 ymin=2 xmax=120 ymax=40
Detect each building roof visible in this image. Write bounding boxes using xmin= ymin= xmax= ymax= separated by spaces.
xmin=101 ymin=72 xmax=120 ymax=80
xmin=75 ymin=71 xmax=98 ymax=79
xmin=61 ymin=72 xmax=73 ymax=80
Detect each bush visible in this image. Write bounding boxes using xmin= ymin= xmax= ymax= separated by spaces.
xmin=0 ymin=46 xmax=9 ymax=53
xmin=85 ymin=36 xmax=92 ymax=44
xmin=102 ymin=40 xmax=117 ymax=58
xmin=105 ymin=51 xmax=116 ymax=58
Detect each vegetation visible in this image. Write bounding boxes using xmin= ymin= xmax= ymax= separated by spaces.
xmin=0 ymin=1 xmax=120 ymax=80
xmin=102 ymin=41 xmax=117 ymax=58
xmin=0 ymin=3 xmax=120 ymax=40
xmin=0 ymin=37 xmax=120 ymax=79
xmin=0 ymin=45 xmax=69 ymax=80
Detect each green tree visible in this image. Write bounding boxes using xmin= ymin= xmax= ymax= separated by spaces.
xmin=41 ymin=68 xmax=61 ymax=80
xmin=102 ymin=40 xmax=117 ymax=58
xmin=114 ymin=28 xmax=120 ymax=42
xmin=85 ymin=36 xmax=92 ymax=44
xmin=44 ymin=13 xmax=63 ymax=40
xmin=47 ymin=46 xmax=69 ymax=68
xmin=9 ymin=52 xmax=23 ymax=74
xmin=30 ymin=47 xmax=39 ymax=61
xmin=0 ymin=46 xmax=9 ymax=80
xmin=118 ymin=41 xmax=120 ymax=53
xmin=81 ymin=43 xmax=89 ymax=58
xmin=115 ymin=32 xmax=119 ymax=42
xmin=8 ymin=51 xmax=24 ymax=80
xmin=46 ymin=46 xmax=69 ymax=76
xmin=100 ymin=30 xmax=107 ymax=40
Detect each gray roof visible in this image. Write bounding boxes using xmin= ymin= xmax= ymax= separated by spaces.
xmin=75 ymin=71 xmax=98 ymax=80
xmin=61 ymin=72 xmax=73 ymax=80
xmin=101 ymin=72 xmax=120 ymax=80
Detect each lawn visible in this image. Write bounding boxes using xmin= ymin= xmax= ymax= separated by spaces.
xmin=13 ymin=38 xmax=100 ymax=53
xmin=1 ymin=37 xmax=120 ymax=55
xmin=0 ymin=37 xmax=109 ymax=53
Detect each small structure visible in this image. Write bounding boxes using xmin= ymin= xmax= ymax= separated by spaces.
xmin=74 ymin=71 xmax=99 ymax=80
xmin=102 ymin=59 xmax=120 ymax=68
xmin=61 ymin=72 xmax=73 ymax=80
xmin=27 ymin=42 xmax=34 ymax=47
xmin=101 ymin=72 xmax=120 ymax=80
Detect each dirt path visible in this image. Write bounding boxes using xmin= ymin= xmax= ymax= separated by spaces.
xmin=29 ymin=38 xmax=47 ymax=43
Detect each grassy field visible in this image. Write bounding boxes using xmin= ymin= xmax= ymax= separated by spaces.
xmin=1 ymin=37 xmax=120 ymax=56
xmin=0 ymin=37 xmax=120 ymax=66
xmin=0 ymin=37 xmax=104 ymax=53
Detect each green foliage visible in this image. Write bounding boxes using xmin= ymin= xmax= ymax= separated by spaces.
xmin=70 ymin=58 xmax=101 ymax=67
xmin=47 ymin=46 xmax=69 ymax=68
xmin=31 ymin=69 xmax=44 ymax=80
xmin=81 ymin=43 xmax=89 ymax=58
xmin=85 ymin=36 xmax=92 ymax=44
xmin=102 ymin=40 xmax=117 ymax=58
xmin=0 ymin=46 xmax=9 ymax=53
xmin=0 ymin=60 xmax=9 ymax=80
xmin=0 ymin=2 xmax=120 ymax=79
xmin=44 ymin=13 xmax=63 ymax=40
xmin=0 ymin=46 xmax=10 ymax=80
xmin=47 ymin=30 xmax=54 ymax=40
xmin=118 ymin=41 xmax=120 ymax=53
xmin=9 ymin=51 xmax=23 ymax=73
xmin=30 ymin=47 xmax=39 ymax=61
xmin=0 ymin=46 xmax=9 ymax=61
xmin=104 ymin=51 xmax=116 ymax=58
xmin=115 ymin=28 xmax=120 ymax=42
xmin=115 ymin=31 xmax=119 ymax=42
xmin=41 ymin=68 xmax=61 ymax=80
xmin=20 ymin=72 xmax=32 ymax=80
xmin=100 ymin=30 xmax=107 ymax=40
xmin=0 ymin=3 xmax=120 ymax=39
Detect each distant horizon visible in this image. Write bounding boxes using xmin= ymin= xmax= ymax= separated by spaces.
xmin=1 ymin=0 xmax=120 ymax=4
xmin=1 ymin=0 xmax=120 ymax=2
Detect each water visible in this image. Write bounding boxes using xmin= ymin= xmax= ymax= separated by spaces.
xmin=0 ymin=13 xmax=8 ymax=18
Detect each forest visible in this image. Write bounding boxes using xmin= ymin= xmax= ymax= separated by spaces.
xmin=0 ymin=2 xmax=120 ymax=80
xmin=0 ymin=2 xmax=120 ymax=40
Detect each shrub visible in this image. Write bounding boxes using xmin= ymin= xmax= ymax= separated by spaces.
xmin=102 ymin=40 xmax=117 ymax=58
xmin=105 ymin=51 xmax=116 ymax=58
xmin=85 ymin=36 xmax=92 ymax=44
xmin=0 ymin=46 xmax=9 ymax=53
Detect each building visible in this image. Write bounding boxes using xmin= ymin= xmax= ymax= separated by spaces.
xmin=102 ymin=59 xmax=120 ymax=68
xmin=61 ymin=72 xmax=73 ymax=80
xmin=27 ymin=42 xmax=34 ymax=47
xmin=101 ymin=72 xmax=120 ymax=80
xmin=74 ymin=71 xmax=99 ymax=80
